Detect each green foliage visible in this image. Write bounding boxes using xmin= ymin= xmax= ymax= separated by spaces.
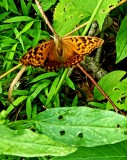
xmin=52 ymin=141 xmax=127 ymax=160
xmin=116 ymin=14 xmax=127 ymax=63
xmin=0 ymin=124 xmax=76 ymax=157
xmin=93 ymin=71 xmax=127 ymax=110
xmin=53 ymin=0 xmax=121 ymax=36
xmin=0 ymin=0 xmax=127 ymax=159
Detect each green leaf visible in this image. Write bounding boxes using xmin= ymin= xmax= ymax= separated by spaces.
xmin=116 ymin=15 xmax=127 ymax=63
xmin=72 ymin=95 xmax=78 ymax=106
xmin=20 ymin=0 xmax=29 ymax=16
xmin=6 ymin=96 xmax=28 ymax=115
xmin=31 ymin=72 xmax=58 ymax=83
xmin=95 ymin=0 xmax=119 ymax=30
xmin=26 ymin=97 xmax=32 ymax=119
xmin=4 ymin=16 xmax=34 ymax=23
xmin=45 ymin=76 xmax=60 ymax=106
xmin=0 ymin=125 xmax=76 ymax=157
xmin=16 ymin=21 xmax=34 ymax=38
xmin=0 ymin=0 xmax=8 ymax=10
xmin=0 ymin=82 xmax=2 ymax=94
xmin=52 ymin=141 xmax=127 ymax=160
xmin=0 ymin=12 xmax=10 ymax=21
xmin=3 ymin=44 xmax=17 ymax=70
xmin=65 ymin=76 xmax=75 ymax=90
xmin=8 ymin=0 xmax=19 ymax=14
xmin=106 ymin=78 xmax=127 ymax=110
xmin=33 ymin=0 xmax=57 ymax=14
xmin=30 ymin=81 xmax=51 ymax=101
xmin=94 ymin=71 xmax=126 ymax=100
xmin=88 ymin=101 xmax=106 ymax=109
xmin=33 ymin=107 xmax=127 ymax=147
xmin=53 ymin=0 xmax=120 ymax=36
xmin=0 ymin=24 xmax=14 ymax=31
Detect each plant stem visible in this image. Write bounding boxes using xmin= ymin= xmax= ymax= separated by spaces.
xmin=8 ymin=65 xmax=26 ymax=103
xmin=82 ymin=0 xmax=104 ymax=36
xmin=0 ymin=63 xmax=22 ymax=79
xmin=77 ymin=63 xmax=124 ymax=115
xmin=35 ymin=0 xmax=57 ymax=35
xmin=54 ymin=68 xmax=69 ymax=96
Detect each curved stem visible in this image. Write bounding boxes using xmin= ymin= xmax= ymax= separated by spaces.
xmin=77 ymin=63 xmax=124 ymax=115
xmin=8 ymin=65 xmax=26 ymax=103
xmin=0 ymin=63 xmax=22 ymax=79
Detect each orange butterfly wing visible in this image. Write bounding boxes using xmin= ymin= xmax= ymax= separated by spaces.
xmin=20 ymin=36 xmax=104 ymax=70
xmin=20 ymin=40 xmax=54 ymax=67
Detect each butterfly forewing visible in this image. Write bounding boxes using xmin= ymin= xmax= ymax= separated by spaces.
xmin=20 ymin=40 xmax=54 ymax=67
xmin=63 ymin=36 xmax=104 ymax=55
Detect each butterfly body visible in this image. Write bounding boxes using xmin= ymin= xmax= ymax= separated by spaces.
xmin=20 ymin=36 xmax=104 ymax=70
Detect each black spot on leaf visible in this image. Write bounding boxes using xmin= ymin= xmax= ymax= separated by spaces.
xmin=77 ymin=132 xmax=83 ymax=138
xmin=60 ymin=130 xmax=65 ymax=136
xmin=58 ymin=115 xmax=64 ymax=120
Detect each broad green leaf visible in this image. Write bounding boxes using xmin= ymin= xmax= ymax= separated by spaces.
xmin=106 ymin=90 xmax=127 ymax=110
xmin=52 ymin=141 xmax=127 ymax=160
xmin=33 ymin=107 xmax=127 ymax=147
xmin=4 ymin=16 xmax=34 ymax=23
xmin=94 ymin=71 xmax=126 ymax=100
xmin=106 ymin=78 xmax=127 ymax=110
xmin=0 ymin=125 xmax=76 ymax=157
xmin=95 ymin=0 xmax=119 ymax=31
xmin=53 ymin=0 xmax=120 ymax=36
xmin=41 ymin=0 xmax=57 ymax=11
xmin=116 ymin=15 xmax=127 ymax=63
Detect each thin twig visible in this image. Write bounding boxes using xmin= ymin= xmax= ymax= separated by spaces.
xmin=0 ymin=63 xmax=22 ymax=79
xmin=110 ymin=0 xmax=127 ymax=11
xmin=8 ymin=65 xmax=26 ymax=103
xmin=77 ymin=63 xmax=124 ymax=115
xmin=35 ymin=0 xmax=57 ymax=35
xmin=64 ymin=21 xmax=89 ymax=36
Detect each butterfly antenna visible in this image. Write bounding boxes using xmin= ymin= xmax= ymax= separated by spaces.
xmin=77 ymin=63 xmax=124 ymax=115
xmin=8 ymin=65 xmax=26 ymax=103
